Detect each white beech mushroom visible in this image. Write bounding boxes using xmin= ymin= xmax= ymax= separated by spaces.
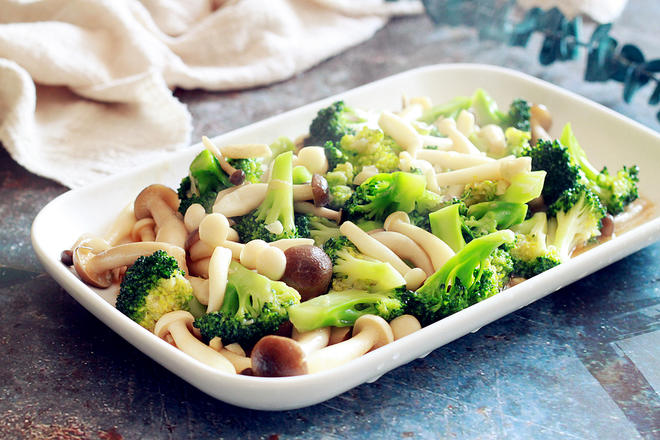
xmin=475 ymin=124 xmax=507 ymax=157
xmin=436 ymin=117 xmax=482 ymax=155
xmin=255 ymin=245 xmax=287 ymax=281
xmin=198 ymin=213 xmax=244 ymax=259
xmin=416 ymin=149 xmax=494 ymax=170
xmin=329 ymin=326 xmax=352 ymax=345
xmin=294 ymin=202 xmax=342 ymax=224
xmin=183 ymin=203 xmax=207 ymax=233
xmin=207 ymin=246 xmax=233 ymax=313
xmin=250 ymin=327 xmax=332 ymax=376
xmin=455 ymin=109 xmax=476 ymax=137
xmin=384 ymin=211 xmax=454 ymax=272
xmin=378 ymin=110 xmax=422 ymax=154
xmin=435 ymin=156 xmax=531 ymax=187
xmin=389 ymin=314 xmax=422 ymax=340
xmin=73 ymin=240 xmax=187 ymax=288
xmin=420 ymin=135 xmax=453 ymax=150
xmin=213 ymin=183 xmax=268 ymax=217
xmin=219 ymin=143 xmax=272 ymax=159
xmin=154 ymin=311 xmax=235 ymax=374
xmin=134 ymin=184 xmax=188 ymax=249
xmin=368 ymin=230 xmax=434 ymax=276
xmin=338 ymin=221 xmax=411 ymax=277
xmin=353 ymin=165 xmax=379 ymax=186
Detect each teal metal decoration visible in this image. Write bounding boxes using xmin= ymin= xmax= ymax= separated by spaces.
xmin=422 ymin=0 xmax=660 ymax=122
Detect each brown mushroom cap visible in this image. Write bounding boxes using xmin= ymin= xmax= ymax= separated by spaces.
xmin=281 ymin=245 xmax=332 ymax=301
xmin=311 ymin=174 xmax=329 ymax=207
xmin=250 ymin=335 xmax=307 ymax=377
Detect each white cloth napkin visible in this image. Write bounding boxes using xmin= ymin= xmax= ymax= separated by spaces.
xmin=0 ymin=0 xmax=423 ymax=188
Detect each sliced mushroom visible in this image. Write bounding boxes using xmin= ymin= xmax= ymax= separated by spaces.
xmin=154 ymin=311 xmax=235 ymax=374
xmin=134 ymin=184 xmax=187 ymax=249
xmin=384 ymin=211 xmax=454 ymax=272
xmin=251 ymin=327 xmax=331 ymax=377
xmin=73 ymin=240 xmax=187 ymax=288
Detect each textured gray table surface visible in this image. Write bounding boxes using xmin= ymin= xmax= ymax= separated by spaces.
xmin=1 ymin=2 xmax=659 ymax=439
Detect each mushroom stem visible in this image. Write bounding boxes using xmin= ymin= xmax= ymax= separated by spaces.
xmin=294 ymin=202 xmax=341 ymax=223
xmin=209 ymin=338 xmax=252 ymax=373
xmin=154 ymin=311 xmax=235 ymax=374
xmin=213 ymin=183 xmax=268 ymax=217
xmin=104 ymin=202 xmax=136 ymax=245
xmin=305 ymin=315 xmax=393 ymax=374
xmin=339 ymin=221 xmax=411 ymax=276
xmin=134 ymin=184 xmax=187 ymax=249
xmin=369 ymin=230 xmax=434 ymax=276
xmin=207 ymin=246 xmax=233 ymax=313
xmin=435 ymin=156 xmax=531 ymax=187
xmin=436 ymin=117 xmax=482 ymax=155
xmin=292 ymin=327 xmax=331 ymax=355
xmin=416 ymin=149 xmax=494 ymax=169
xmin=384 ymin=212 xmax=454 ymax=272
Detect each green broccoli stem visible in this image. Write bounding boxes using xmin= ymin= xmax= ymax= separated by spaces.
xmin=429 ymin=204 xmax=466 ymax=252
xmin=560 ymin=123 xmax=600 ymax=181
xmin=256 ymin=151 xmax=295 ymax=231
xmin=499 ymin=170 xmax=546 ymax=204
xmin=288 ymin=289 xmax=403 ymax=332
xmin=189 ymin=149 xmax=231 ymax=194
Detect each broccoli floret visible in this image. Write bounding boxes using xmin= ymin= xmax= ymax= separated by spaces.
xmin=339 ymin=127 xmax=401 ymax=173
xmin=521 ymin=139 xmax=582 ymax=206
xmin=193 ymin=261 xmax=301 ymax=348
xmin=344 ymin=171 xmax=428 ymax=222
xmin=116 ymin=250 xmax=194 ymax=331
xmin=307 ymin=101 xmax=366 ymax=147
xmin=406 ymin=230 xmax=515 ymax=326
xmin=227 ymin=158 xmax=263 ymax=183
xmin=461 ymin=180 xmax=501 ymax=206
xmin=546 ymin=184 xmax=606 ymax=262
xmin=419 ymin=95 xmax=473 ymax=124
xmin=232 ymin=151 xmax=300 ymax=242
xmin=292 ymin=165 xmax=312 ymax=184
xmin=505 ymin=127 xmax=532 ymax=157
xmin=429 ymin=203 xmax=467 ymax=253
xmin=309 ymin=216 xmax=341 ymax=246
xmin=288 ymin=287 xmax=406 ymax=332
xmin=504 ymin=99 xmax=531 ymax=131
xmin=269 ymin=136 xmax=296 ymax=158
xmin=328 ymin=185 xmax=353 ymax=210
xmin=560 ymin=123 xmax=639 ymax=215
xmin=177 ymin=149 xmax=233 ymax=214
xmin=510 ymin=212 xmax=561 ymax=278
xmin=326 ymin=237 xmax=406 ymax=292
xmin=471 ymin=89 xmax=531 ymax=131
xmin=464 ymin=201 xmax=528 ymax=238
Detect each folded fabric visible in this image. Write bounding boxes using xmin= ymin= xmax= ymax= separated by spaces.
xmin=0 ymin=0 xmax=423 ymax=188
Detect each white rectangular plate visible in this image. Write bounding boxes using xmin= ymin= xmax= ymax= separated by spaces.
xmin=32 ymin=64 xmax=660 ymax=410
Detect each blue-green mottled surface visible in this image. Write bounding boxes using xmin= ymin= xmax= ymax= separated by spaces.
xmin=1 ymin=1 xmax=659 ymax=438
